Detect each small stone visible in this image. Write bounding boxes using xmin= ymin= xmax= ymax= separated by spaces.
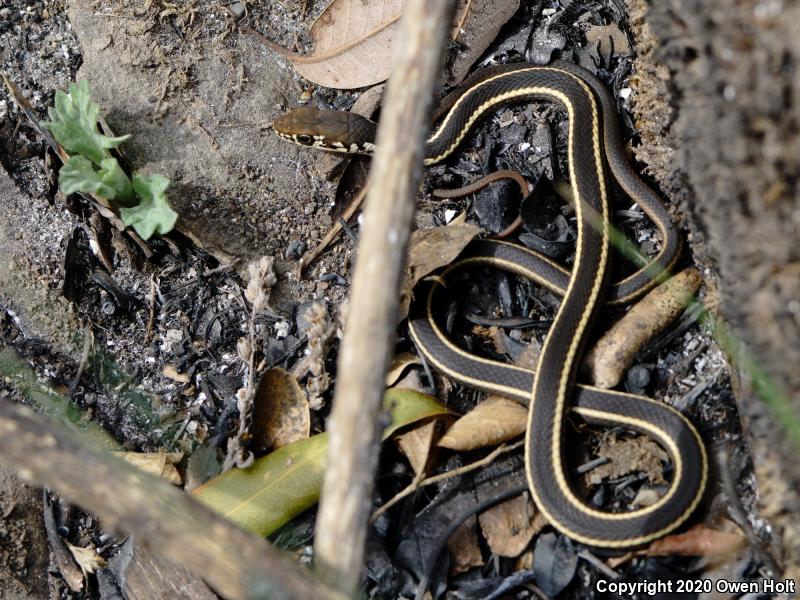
xmin=286 ymin=239 xmax=306 ymax=260
xmin=229 ymin=1 xmax=246 ymax=18
xmin=625 ymin=365 xmax=651 ymax=394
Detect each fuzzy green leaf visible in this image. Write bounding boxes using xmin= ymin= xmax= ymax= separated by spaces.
xmin=59 ymin=156 xmax=133 ymax=201
xmin=41 ymin=80 xmax=130 ymax=165
xmin=191 ymin=388 xmax=450 ymax=537
xmin=120 ymin=174 xmax=178 ymax=239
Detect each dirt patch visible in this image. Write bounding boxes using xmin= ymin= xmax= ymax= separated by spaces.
xmin=0 ymin=467 xmax=50 ymax=600
xmin=64 ymin=0 xmax=378 ymax=295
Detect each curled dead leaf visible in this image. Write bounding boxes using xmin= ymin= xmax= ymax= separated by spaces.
xmin=395 ymin=420 xmax=439 ymax=476
xmin=252 ymin=367 xmax=311 ymax=451
xmin=608 ymin=523 xmax=747 ymax=568
xmin=448 ymin=515 xmax=484 ymax=575
xmin=65 ymin=542 xmax=107 ymax=576
xmin=438 ymin=396 xmax=526 ymax=451
xmin=478 ymin=492 xmax=542 ymax=557
xmin=644 ymin=524 xmax=747 ymax=558
xmin=399 ymin=222 xmax=481 ymax=320
xmin=115 ymin=449 xmax=183 ymax=485
xmin=386 ymin=351 xmax=422 ymax=386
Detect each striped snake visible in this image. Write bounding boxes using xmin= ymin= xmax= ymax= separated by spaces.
xmin=274 ymin=61 xmax=707 ymax=548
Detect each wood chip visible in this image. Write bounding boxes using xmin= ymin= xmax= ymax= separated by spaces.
xmin=586 ymin=268 xmax=703 ymax=389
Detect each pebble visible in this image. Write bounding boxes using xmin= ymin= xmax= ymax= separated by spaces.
xmin=625 ymin=365 xmax=652 ymax=394
xmin=229 ymin=1 xmax=246 ymax=18
xmin=319 ymin=272 xmax=347 ymax=286
xmin=285 ymin=239 xmax=306 ymax=260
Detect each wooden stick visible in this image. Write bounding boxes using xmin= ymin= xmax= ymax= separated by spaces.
xmin=0 ymin=400 xmax=344 ymax=600
xmin=313 ymin=0 xmax=457 ymax=594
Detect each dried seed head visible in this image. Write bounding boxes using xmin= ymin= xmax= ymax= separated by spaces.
xmin=245 ymin=255 xmax=277 ymax=312
xmin=237 ymin=338 xmax=252 ymax=363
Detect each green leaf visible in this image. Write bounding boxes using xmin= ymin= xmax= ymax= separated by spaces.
xmin=191 ymin=388 xmax=449 ymax=537
xmin=41 ymin=80 xmax=130 ymax=165
xmin=59 ymin=156 xmax=134 ymax=201
xmin=98 ymin=158 xmax=135 ymax=204
xmin=120 ymin=174 xmax=178 ymax=239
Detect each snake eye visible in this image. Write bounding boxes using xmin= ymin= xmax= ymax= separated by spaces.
xmin=296 ymin=134 xmax=313 ymax=145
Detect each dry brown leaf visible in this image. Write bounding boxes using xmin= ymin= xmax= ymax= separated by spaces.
xmin=445 ymin=0 xmax=521 ymax=86
xmin=393 ymin=369 xmax=427 ymax=393
xmin=386 ymin=351 xmax=422 ymax=386
xmin=478 ymin=492 xmax=542 ymax=557
xmin=585 ymin=434 xmax=668 ymax=486
xmin=399 ymin=222 xmax=481 ymax=320
xmin=65 ymin=542 xmax=107 ymax=575
xmin=448 ymin=515 xmax=484 ymax=575
xmin=645 ymin=524 xmax=747 ymax=558
xmin=447 ymin=210 xmax=468 ymax=226
xmin=608 ymin=524 xmax=747 ymax=568
xmin=115 ymin=449 xmax=183 ymax=485
xmin=350 ymin=83 xmax=386 ymax=117
xmin=438 ymin=396 xmax=527 ymax=451
xmin=252 ymin=367 xmax=311 ymax=451
xmin=278 ymin=0 xmax=492 ymax=89
xmin=515 ymin=548 xmax=534 ymax=571
xmin=280 ymin=0 xmax=403 ymax=89
xmin=395 ymin=420 xmax=438 ymax=476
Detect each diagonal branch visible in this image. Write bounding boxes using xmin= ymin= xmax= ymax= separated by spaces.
xmin=313 ymin=0 xmax=458 ymax=595
xmin=0 ymin=399 xmax=345 ymax=600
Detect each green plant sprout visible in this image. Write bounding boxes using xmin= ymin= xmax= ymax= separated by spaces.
xmin=42 ymin=79 xmax=177 ymax=240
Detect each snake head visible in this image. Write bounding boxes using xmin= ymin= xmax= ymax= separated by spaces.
xmin=272 ymin=107 xmax=378 ymax=154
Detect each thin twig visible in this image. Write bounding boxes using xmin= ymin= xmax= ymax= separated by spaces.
xmin=145 ymin=274 xmax=157 ymax=342
xmin=313 ymin=1 xmax=458 ymax=595
xmin=370 ymin=440 xmax=525 ymax=522
xmin=69 ymin=328 xmax=93 ymax=396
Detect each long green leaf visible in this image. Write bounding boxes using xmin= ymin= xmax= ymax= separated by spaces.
xmin=191 ymin=388 xmax=448 ymax=536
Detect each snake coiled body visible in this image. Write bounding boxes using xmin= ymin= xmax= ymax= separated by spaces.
xmin=274 ymin=61 xmax=707 ymax=548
